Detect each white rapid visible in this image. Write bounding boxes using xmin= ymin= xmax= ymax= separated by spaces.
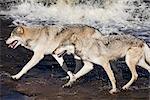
xmin=0 ymin=0 xmax=150 ymax=39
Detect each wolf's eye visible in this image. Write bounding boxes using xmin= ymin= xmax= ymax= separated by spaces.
xmin=11 ymin=33 xmax=15 ymax=36
xmin=11 ymin=31 xmax=18 ymax=36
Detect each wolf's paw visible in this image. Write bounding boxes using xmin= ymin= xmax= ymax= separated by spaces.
xmin=62 ymin=71 xmax=76 ymax=88
xmin=62 ymin=78 xmax=76 ymax=88
xmin=122 ymin=85 xmax=129 ymax=90
xmin=11 ymin=74 xmax=21 ymax=80
xmin=62 ymin=81 xmax=73 ymax=88
xmin=67 ymin=71 xmax=76 ymax=82
xmin=109 ymin=88 xmax=117 ymax=94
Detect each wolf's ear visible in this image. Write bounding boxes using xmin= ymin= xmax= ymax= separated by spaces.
xmin=16 ymin=26 xmax=24 ymax=34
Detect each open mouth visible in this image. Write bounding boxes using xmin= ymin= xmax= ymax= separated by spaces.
xmin=8 ymin=40 xmax=19 ymax=49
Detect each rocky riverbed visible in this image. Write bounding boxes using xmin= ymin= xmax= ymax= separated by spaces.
xmin=0 ymin=17 xmax=150 ymax=100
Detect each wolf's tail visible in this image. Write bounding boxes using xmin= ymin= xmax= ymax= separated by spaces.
xmin=144 ymin=43 xmax=150 ymax=64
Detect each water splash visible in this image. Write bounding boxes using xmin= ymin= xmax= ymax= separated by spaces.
xmin=0 ymin=0 xmax=150 ymax=34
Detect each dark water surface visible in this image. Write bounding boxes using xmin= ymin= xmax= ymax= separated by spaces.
xmin=0 ymin=18 xmax=150 ymax=100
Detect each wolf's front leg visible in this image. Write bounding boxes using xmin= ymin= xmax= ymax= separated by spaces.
xmin=52 ymin=54 xmax=70 ymax=79
xmin=52 ymin=54 xmax=64 ymax=67
xmin=11 ymin=52 xmax=44 ymax=80
xmin=63 ymin=61 xmax=93 ymax=87
xmin=52 ymin=54 xmax=82 ymax=80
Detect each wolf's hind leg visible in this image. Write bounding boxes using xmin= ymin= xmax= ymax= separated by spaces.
xmin=138 ymin=57 xmax=150 ymax=73
xmin=93 ymin=57 xmax=117 ymax=94
xmin=62 ymin=61 xmax=93 ymax=87
xmin=122 ymin=47 xmax=143 ymax=90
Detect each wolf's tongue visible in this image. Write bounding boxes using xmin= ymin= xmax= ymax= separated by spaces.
xmin=12 ymin=41 xmax=18 ymax=49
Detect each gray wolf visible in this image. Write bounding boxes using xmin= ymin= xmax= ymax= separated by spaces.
xmin=53 ymin=33 xmax=150 ymax=94
xmin=6 ymin=24 xmax=101 ymax=81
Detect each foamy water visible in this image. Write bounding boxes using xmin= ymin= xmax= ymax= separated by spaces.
xmin=0 ymin=0 xmax=150 ymax=36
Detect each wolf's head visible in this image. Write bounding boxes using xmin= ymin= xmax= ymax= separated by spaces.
xmin=6 ymin=26 xmax=26 ymax=49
